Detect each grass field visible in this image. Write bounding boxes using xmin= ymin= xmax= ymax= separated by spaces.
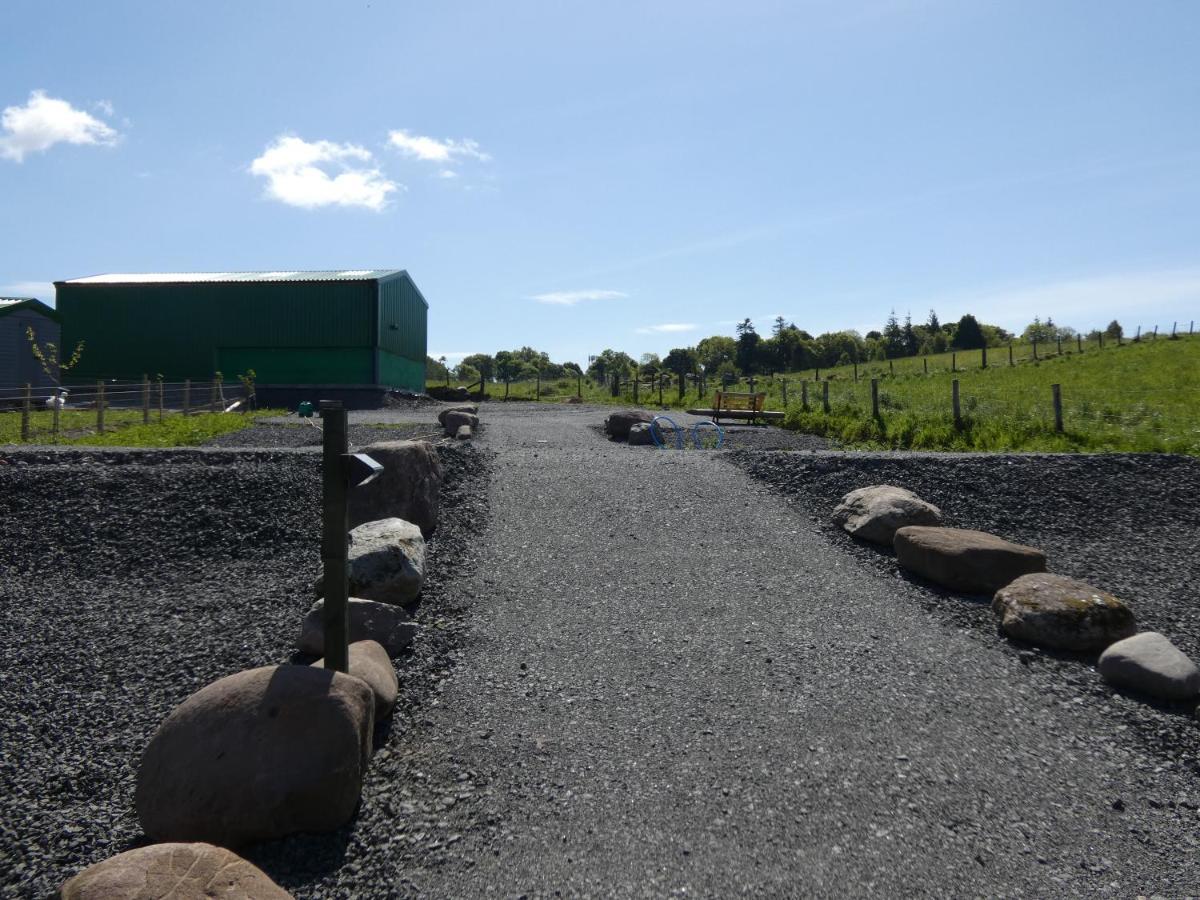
xmin=0 ymin=408 xmax=285 ymax=447
xmin=436 ymin=333 xmax=1200 ymax=454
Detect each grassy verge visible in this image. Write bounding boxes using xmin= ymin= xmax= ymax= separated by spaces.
xmin=0 ymin=410 xmax=289 ymax=448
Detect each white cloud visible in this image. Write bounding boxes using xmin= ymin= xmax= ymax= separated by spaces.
xmin=1 ymin=280 xmax=55 ymax=302
xmin=0 ymin=90 xmax=119 ymax=162
xmin=437 ymin=169 xmax=458 ymax=179
xmin=388 ymin=129 xmax=490 ymax=164
xmin=530 ymin=289 xmax=628 ymax=306
xmin=429 ymin=351 xmax=474 ymax=362
xmin=250 ymin=135 xmax=399 ymax=211
xmin=93 ymin=99 xmax=115 ymax=117
xmin=635 ymin=323 xmax=698 ymax=334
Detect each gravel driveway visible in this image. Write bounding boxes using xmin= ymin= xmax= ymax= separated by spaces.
xmin=3 ymin=404 xmax=1198 ymax=898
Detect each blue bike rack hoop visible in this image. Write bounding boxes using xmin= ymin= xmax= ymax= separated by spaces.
xmin=650 ymin=415 xmax=684 ymax=450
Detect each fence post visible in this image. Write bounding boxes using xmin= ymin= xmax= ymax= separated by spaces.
xmin=1153 ymin=325 xmax=1158 ymax=339
xmin=889 ymin=360 xmax=894 ymax=377
xmin=815 ymin=366 xmax=820 ymax=381
xmin=658 ymin=376 xmax=664 ymax=406
xmin=951 ymin=352 xmax=956 ymax=372
xmin=97 ymin=381 xmax=105 ymax=433
xmin=142 ymin=375 xmax=150 ymax=424
xmin=633 ymin=374 xmax=639 ymax=404
xmin=319 ymin=400 xmax=351 ymax=674
xmin=1134 ymin=326 xmax=1141 ymax=342
xmin=822 ymin=381 xmax=830 ymax=414
xmin=853 ymin=362 xmax=858 ymax=382
xmin=1171 ymin=322 xmax=1177 ymax=339
xmin=1056 ymin=338 xmax=1062 ymax=356
xmin=1077 ymin=334 xmax=1083 ymax=352
xmin=536 ymin=369 xmax=541 ymax=401
xmin=21 ymin=383 xmax=30 ymax=442
xmin=801 ymin=380 xmax=808 ymax=411
xmin=577 ymin=372 xmax=582 ymax=399
xmin=53 ymin=397 xmax=60 ymax=443
xmin=952 ymin=379 xmax=961 ymax=428
xmin=1052 ymin=383 xmax=1063 ymax=433
xmin=871 ymin=378 xmax=879 ymax=418
xmin=1009 ymin=344 xmax=1014 ymax=366
xmin=923 ymin=357 xmax=928 ymax=375
xmin=1032 ymin=340 xmax=1038 ymax=360
xmin=981 ymin=346 xmax=987 ymax=369
xmin=157 ymin=376 xmax=164 ymax=423
xmin=183 ymin=379 xmax=191 ymax=415
xmin=782 ymin=379 xmax=788 ymax=406
xmin=677 ymin=372 xmax=684 ymax=402
xmin=504 ymin=377 xmax=510 ymax=400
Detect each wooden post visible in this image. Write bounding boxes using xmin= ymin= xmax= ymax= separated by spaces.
xmin=952 ymin=379 xmax=961 ymax=428
xmin=822 ymin=381 xmax=830 ymax=413
xmin=210 ymin=378 xmax=217 ymax=412
xmin=21 ymin=383 xmax=30 ymax=442
xmin=1077 ymin=334 xmax=1083 ymax=352
xmin=157 ymin=376 xmax=164 ymax=423
xmin=748 ymin=375 xmax=757 ymax=394
xmin=1009 ymin=344 xmax=1014 ymax=366
xmin=981 ymin=346 xmax=987 ymax=369
xmin=1032 ymin=340 xmax=1038 ymax=360
xmin=951 ymin=352 xmax=956 ymax=372
xmin=1098 ymin=332 xmax=1104 ymax=348
xmin=52 ymin=397 xmax=60 ymax=443
xmin=1134 ymin=326 xmax=1141 ymax=342
xmin=577 ymin=372 xmax=582 ymax=398
xmin=319 ymin=400 xmax=350 ymax=673
xmin=504 ymin=377 xmax=510 ymax=400
xmin=1052 ymin=383 xmax=1063 ymax=433
xmin=923 ymin=357 xmax=928 ymax=375
xmin=678 ymin=372 xmax=685 ymax=401
xmin=815 ymin=366 xmax=820 ymax=381
xmin=97 ymin=381 xmax=105 ymax=433
xmin=1056 ymin=337 xmax=1062 ymax=356
xmin=1171 ymin=322 xmax=1177 ymax=339
xmin=658 ymin=375 xmax=664 ymax=406
xmin=889 ymin=359 xmax=894 ymax=377
xmin=801 ymin=381 xmax=808 ymax=411
xmin=1153 ymin=325 xmax=1158 ymax=339
xmin=633 ymin=373 xmax=639 ymax=404
xmin=142 ymin=375 xmax=150 ymax=424
xmin=183 ymin=379 xmax=191 ymax=415
xmin=536 ymin=369 xmax=541 ymax=401
xmin=782 ymin=379 xmax=788 ymax=406
xmin=853 ymin=362 xmax=858 ymax=382
xmin=870 ymin=378 xmax=879 ymax=418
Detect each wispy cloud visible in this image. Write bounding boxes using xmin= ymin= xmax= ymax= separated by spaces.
xmin=0 ymin=280 xmax=54 ymax=301
xmin=931 ymin=267 xmax=1200 ymax=331
xmin=429 ymin=351 xmax=475 ymax=362
xmin=388 ymin=129 xmax=489 ymax=180
xmin=250 ymin=135 xmax=399 ymax=211
xmin=0 ymin=90 xmax=119 ymax=162
xmin=530 ymin=289 xmax=628 ymax=306
xmin=635 ymin=323 xmax=698 ymax=334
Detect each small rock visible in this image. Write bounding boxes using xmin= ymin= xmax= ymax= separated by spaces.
xmin=894 ymin=526 xmax=1047 ymax=594
xmin=136 ymin=664 xmax=374 ymax=846
xmin=298 ymin=597 xmax=416 ymax=657
xmin=604 ymin=409 xmax=654 ymax=439
xmin=831 ymin=485 xmax=942 ymax=546
xmin=311 ymin=640 xmax=399 ymax=717
xmin=316 ymin=517 xmax=425 ymax=606
xmin=60 ymin=842 xmax=293 ymax=899
xmin=1098 ymin=632 xmax=1200 ymax=700
xmin=455 ymin=424 xmax=472 ymax=440
xmin=992 ymin=573 xmax=1136 ymax=652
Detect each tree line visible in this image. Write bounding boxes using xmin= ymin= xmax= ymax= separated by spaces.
xmin=427 ymin=314 xmax=1128 ymax=383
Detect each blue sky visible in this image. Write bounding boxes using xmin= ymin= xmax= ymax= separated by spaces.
xmin=2 ymin=0 xmax=1197 ymax=366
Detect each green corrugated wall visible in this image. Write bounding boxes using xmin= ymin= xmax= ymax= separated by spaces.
xmin=57 ymin=273 xmax=428 ymax=391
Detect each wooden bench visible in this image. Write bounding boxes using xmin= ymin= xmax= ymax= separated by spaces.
xmin=712 ymin=391 xmax=766 ymax=424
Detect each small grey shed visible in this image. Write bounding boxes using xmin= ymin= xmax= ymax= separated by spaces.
xmin=1 ymin=297 xmax=62 ymax=392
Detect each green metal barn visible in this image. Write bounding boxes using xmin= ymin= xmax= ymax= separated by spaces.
xmin=55 ymin=270 xmax=427 ymax=401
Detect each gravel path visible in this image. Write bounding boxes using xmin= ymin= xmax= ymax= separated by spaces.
xmin=4 ymin=404 xmax=1199 ymax=897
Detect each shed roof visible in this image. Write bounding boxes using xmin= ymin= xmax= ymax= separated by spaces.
xmin=57 ymin=270 xmax=405 ymax=286
xmin=0 ymin=297 xmax=61 ymax=322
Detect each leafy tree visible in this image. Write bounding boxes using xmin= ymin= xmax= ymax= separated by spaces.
xmin=735 ymin=320 xmax=761 ymax=374
xmin=696 ymin=335 xmax=736 ymax=372
xmin=772 ymin=316 xmax=788 ymax=337
xmin=426 ymin=355 xmax=449 ymax=382
xmin=1021 ymin=317 xmax=1054 ymax=344
xmin=952 ymin=314 xmax=987 ymax=349
xmin=927 ymin=309 xmax=940 ymax=333
xmin=586 ymin=348 xmax=635 ymax=381
xmin=663 ymin=346 xmax=698 ymax=375
xmin=1105 ymin=319 xmax=1124 ymax=339
xmin=456 ymin=363 xmax=480 ymax=384
xmin=901 ymin=313 xmax=919 ymax=357
xmin=27 ymin=327 xmax=84 ymax=385
xmin=459 ymin=353 xmax=495 ymax=381
xmin=883 ymin=310 xmax=904 ymax=358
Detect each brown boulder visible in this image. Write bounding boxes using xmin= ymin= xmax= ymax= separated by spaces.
xmin=348 ymin=440 xmax=441 ymax=536
xmin=832 ymin=485 xmax=943 ymax=546
xmin=993 ymin=573 xmax=1136 ymax=651
xmin=893 ymin=526 xmax=1046 ymax=594
xmin=298 ymin=597 xmax=416 ymax=657
xmin=442 ymin=410 xmax=479 ymax=436
xmin=136 ymin=665 xmax=374 ymax=847
xmin=60 ymin=842 xmax=292 ymax=899
xmin=437 ymin=404 xmax=478 ymax=426
xmin=311 ymin=640 xmax=399 ymax=717
xmin=604 ymin=409 xmax=654 ymax=439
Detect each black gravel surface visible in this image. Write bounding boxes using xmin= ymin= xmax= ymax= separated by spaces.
xmin=0 ymin=442 xmax=489 ymax=898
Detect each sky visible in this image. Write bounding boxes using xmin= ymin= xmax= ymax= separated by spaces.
xmin=1 ymin=0 xmax=1198 ymax=367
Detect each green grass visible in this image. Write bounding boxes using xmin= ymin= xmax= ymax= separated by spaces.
xmin=0 ymin=409 xmax=288 ymax=447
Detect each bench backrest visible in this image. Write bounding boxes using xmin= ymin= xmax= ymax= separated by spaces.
xmin=714 ymin=391 xmax=765 ymax=412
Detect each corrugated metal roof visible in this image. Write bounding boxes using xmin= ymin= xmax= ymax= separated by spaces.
xmin=1 ymin=297 xmax=38 ymax=305
xmin=60 ymin=270 xmax=404 ymax=285
xmin=0 ymin=297 xmax=61 ymax=322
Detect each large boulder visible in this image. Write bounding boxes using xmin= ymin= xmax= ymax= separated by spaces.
xmin=443 ymin=410 xmax=479 ymax=436
xmin=894 ymin=526 xmax=1046 ymax=594
xmin=348 ymin=440 xmax=441 ymax=536
xmin=605 ymin=409 xmax=654 ymax=439
xmin=316 ymin=518 xmax=425 ymax=606
xmin=311 ymin=640 xmax=399 ymax=718
xmin=832 ymin=485 xmax=942 ymax=546
xmin=1098 ymin=632 xmax=1200 ymax=700
xmin=298 ymin=597 xmax=417 ymax=657
xmin=437 ymin=404 xmax=478 ymax=426
xmin=60 ymin=842 xmax=293 ymax=899
xmin=627 ymin=422 xmax=655 ymax=446
xmin=136 ymin=665 xmax=374 ymax=847
xmin=992 ymin=573 xmax=1136 ymax=651
xmin=427 ymin=385 xmax=470 ymax=402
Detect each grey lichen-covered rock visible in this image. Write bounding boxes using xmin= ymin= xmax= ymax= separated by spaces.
xmin=311 ymin=639 xmax=399 ymax=717
xmin=437 ymin=404 xmax=478 ymax=426
xmin=455 ymin=424 xmax=473 ymax=440
xmin=992 ymin=572 xmax=1136 ymax=652
xmin=627 ymin=422 xmax=655 ymax=445
xmin=348 ymin=439 xmax=442 ymax=536
xmin=135 ymin=665 xmax=374 ymax=847
xmin=443 ymin=411 xmax=479 ymax=436
xmin=832 ymin=485 xmax=942 ymax=546
xmin=60 ymin=842 xmax=293 ymax=899
xmin=1098 ymin=632 xmax=1200 ymax=700
xmin=298 ymin=597 xmax=417 ymax=657
xmin=894 ymin=526 xmax=1047 ymax=594
xmin=604 ymin=409 xmax=654 ymax=439
xmin=316 ymin=517 xmax=425 ymax=606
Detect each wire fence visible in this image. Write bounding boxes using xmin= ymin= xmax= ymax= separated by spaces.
xmin=0 ymin=376 xmax=254 ymax=444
